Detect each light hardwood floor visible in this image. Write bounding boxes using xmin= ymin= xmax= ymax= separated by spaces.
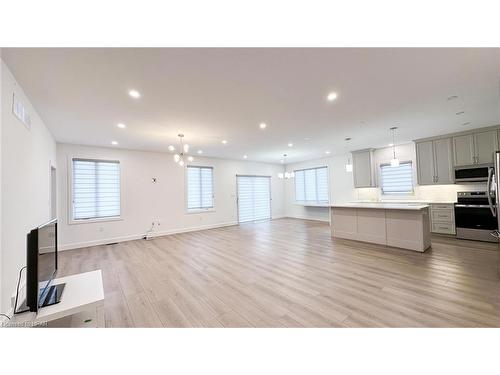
xmin=57 ymin=218 xmax=500 ymax=327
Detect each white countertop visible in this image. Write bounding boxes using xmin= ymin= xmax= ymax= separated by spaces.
xmin=331 ymin=202 xmax=429 ymax=210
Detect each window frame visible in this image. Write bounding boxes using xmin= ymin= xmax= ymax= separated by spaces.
xmin=379 ymin=160 xmax=415 ymax=196
xmin=293 ymin=165 xmax=330 ymax=204
xmin=186 ymin=165 xmax=215 ymax=213
xmin=68 ymin=156 xmax=123 ymax=225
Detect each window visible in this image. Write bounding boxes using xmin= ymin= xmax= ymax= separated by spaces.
xmin=187 ymin=166 xmax=214 ymax=210
xmin=237 ymin=175 xmax=271 ymax=223
xmin=380 ymin=161 xmax=413 ymax=195
xmin=72 ymin=158 xmax=121 ymax=220
xmin=294 ymin=166 xmax=329 ymax=203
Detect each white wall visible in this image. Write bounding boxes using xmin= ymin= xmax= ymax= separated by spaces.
xmin=0 ymin=60 xmax=57 ymax=313
xmin=57 ymin=143 xmax=286 ymax=250
xmin=284 ymin=154 xmax=356 ymax=222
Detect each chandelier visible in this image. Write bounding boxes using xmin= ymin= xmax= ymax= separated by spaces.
xmin=278 ymin=154 xmax=294 ymax=179
xmin=172 ymin=134 xmax=193 ymax=167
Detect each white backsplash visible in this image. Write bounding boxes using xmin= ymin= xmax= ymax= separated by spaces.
xmin=355 ymin=183 xmax=487 ymax=202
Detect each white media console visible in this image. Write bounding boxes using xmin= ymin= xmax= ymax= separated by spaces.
xmin=11 ymin=270 xmax=105 ymax=328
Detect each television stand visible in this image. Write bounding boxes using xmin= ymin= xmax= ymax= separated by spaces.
xmin=40 ymin=283 xmax=66 ymax=308
xmin=11 ymin=270 xmax=104 ymax=327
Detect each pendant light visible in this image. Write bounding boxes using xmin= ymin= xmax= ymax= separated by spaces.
xmin=278 ymin=154 xmax=294 ymax=179
xmin=344 ymin=137 xmax=353 ymax=172
xmin=172 ymin=134 xmax=193 ymax=167
xmin=390 ymin=127 xmax=400 ymax=167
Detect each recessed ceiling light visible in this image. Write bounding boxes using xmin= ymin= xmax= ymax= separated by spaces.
xmin=243 ymin=155 xmax=248 ymax=159
xmin=222 ymin=140 xmax=227 ymax=144
xmin=117 ymin=123 xmax=126 ymax=129
xmin=327 ymin=92 xmax=338 ymax=102
xmin=325 ymin=151 xmax=331 ymax=154
xmin=168 ymin=145 xmax=175 ymax=151
xmin=259 ymin=123 xmax=267 ymax=129
xmin=388 ymin=143 xmax=394 ymax=147
xmin=111 ymin=141 xmax=118 ymax=145
xmin=128 ymin=89 xmax=141 ymax=98
xmin=288 ymin=143 xmax=293 ymax=147
xmin=456 ymin=111 xmax=465 ymax=115
xmin=197 ymin=150 xmax=203 ymax=154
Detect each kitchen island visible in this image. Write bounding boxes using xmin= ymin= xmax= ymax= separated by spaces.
xmin=330 ymin=203 xmax=431 ymax=252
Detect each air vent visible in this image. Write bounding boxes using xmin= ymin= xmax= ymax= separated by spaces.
xmin=12 ymin=93 xmax=31 ymax=130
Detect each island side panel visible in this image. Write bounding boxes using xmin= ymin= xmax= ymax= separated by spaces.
xmin=385 ymin=207 xmax=431 ymax=252
xmin=331 ymin=207 xmax=358 ymax=241
xmin=355 ymin=208 xmax=387 ymax=245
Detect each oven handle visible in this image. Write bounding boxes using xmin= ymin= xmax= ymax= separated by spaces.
xmin=487 ymin=167 xmax=497 ymax=217
xmin=454 ymin=204 xmax=496 ymax=208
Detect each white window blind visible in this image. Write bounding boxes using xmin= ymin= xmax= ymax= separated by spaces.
xmin=237 ymin=176 xmax=271 ymax=223
xmin=187 ymin=166 xmax=214 ymax=210
xmin=72 ymin=159 xmax=121 ymax=220
xmin=380 ymin=161 xmax=413 ymax=195
xmin=294 ymin=166 xmax=329 ymax=203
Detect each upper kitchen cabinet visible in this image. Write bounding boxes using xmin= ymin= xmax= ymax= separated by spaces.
xmin=352 ymin=149 xmax=376 ymax=188
xmin=416 ymin=138 xmax=454 ymax=185
xmin=453 ymin=129 xmax=498 ymax=166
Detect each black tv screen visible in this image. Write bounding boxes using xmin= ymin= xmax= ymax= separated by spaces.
xmin=26 ymin=219 xmax=58 ymax=312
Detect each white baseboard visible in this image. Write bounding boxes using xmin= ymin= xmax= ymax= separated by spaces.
xmin=58 ymin=221 xmax=239 ymax=251
xmin=284 ymin=215 xmax=330 ymax=223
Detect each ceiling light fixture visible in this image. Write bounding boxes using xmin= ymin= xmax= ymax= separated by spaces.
xmin=462 ymin=122 xmax=472 ymax=126
xmin=117 ymin=123 xmax=126 ymax=129
xmin=327 ymin=92 xmax=338 ymax=102
xmin=447 ymin=95 xmax=458 ymax=101
xmin=168 ymin=145 xmax=175 ymax=151
xmin=278 ymin=154 xmax=294 ymax=179
xmin=456 ymin=111 xmax=465 ymax=115
xmin=325 ymin=150 xmax=331 ymax=155
xmin=259 ymin=123 xmax=267 ymax=129
xmin=243 ymin=155 xmax=248 ymax=159
xmin=222 ymin=139 xmax=227 ymax=144
xmin=197 ymin=150 xmax=203 ymax=154
xmin=344 ymin=137 xmax=353 ymax=172
xmin=172 ymin=134 xmax=192 ymax=167
xmin=390 ymin=127 xmax=400 ymax=167
xmin=288 ymin=142 xmax=293 ymax=147
xmin=388 ymin=143 xmax=394 ymax=147
xmin=128 ymin=89 xmax=141 ymax=98
xmin=111 ymin=141 xmax=118 ymax=146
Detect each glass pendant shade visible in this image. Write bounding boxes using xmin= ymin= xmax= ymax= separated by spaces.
xmin=183 ymin=144 xmax=190 ymax=153
xmin=187 ymin=156 xmax=194 ymax=162
xmin=345 ymin=163 xmax=353 ymax=172
xmin=278 ymin=172 xmax=284 ymax=179
xmin=391 ymin=158 xmax=400 ymax=167
xmin=284 ymin=172 xmax=290 ymax=179
xmin=174 ymin=154 xmax=181 ymax=163
xmin=178 ymin=159 xmax=185 ymax=167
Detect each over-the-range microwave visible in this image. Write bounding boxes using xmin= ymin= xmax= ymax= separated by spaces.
xmin=454 ymin=164 xmax=492 ymax=183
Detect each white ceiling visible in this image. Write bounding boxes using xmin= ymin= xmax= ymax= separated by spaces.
xmin=2 ymin=48 xmax=500 ymax=164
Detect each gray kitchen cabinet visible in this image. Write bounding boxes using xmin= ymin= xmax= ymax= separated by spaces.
xmin=475 ymin=130 xmax=498 ymax=164
xmin=352 ymin=149 xmax=376 ymax=188
xmin=453 ymin=134 xmax=475 ymax=166
xmin=433 ymin=137 xmax=454 ymax=184
xmin=453 ymin=130 xmax=498 ymax=166
xmin=416 ymin=137 xmax=453 ymax=185
xmin=416 ymin=141 xmax=435 ymax=185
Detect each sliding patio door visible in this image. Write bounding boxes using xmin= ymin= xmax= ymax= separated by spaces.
xmin=236 ymin=175 xmax=271 ymax=223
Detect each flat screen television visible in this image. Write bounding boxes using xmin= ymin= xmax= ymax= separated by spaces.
xmin=25 ymin=218 xmax=64 ymax=313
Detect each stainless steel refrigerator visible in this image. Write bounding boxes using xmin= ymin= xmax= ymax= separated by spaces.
xmin=488 ymin=151 xmax=500 ymax=277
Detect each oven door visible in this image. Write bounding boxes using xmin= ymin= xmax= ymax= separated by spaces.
xmin=454 ymin=205 xmax=498 ymax=230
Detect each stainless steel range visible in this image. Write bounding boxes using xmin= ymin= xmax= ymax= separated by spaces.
xmin=455 ymin=190 xmax=498 ymax=242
